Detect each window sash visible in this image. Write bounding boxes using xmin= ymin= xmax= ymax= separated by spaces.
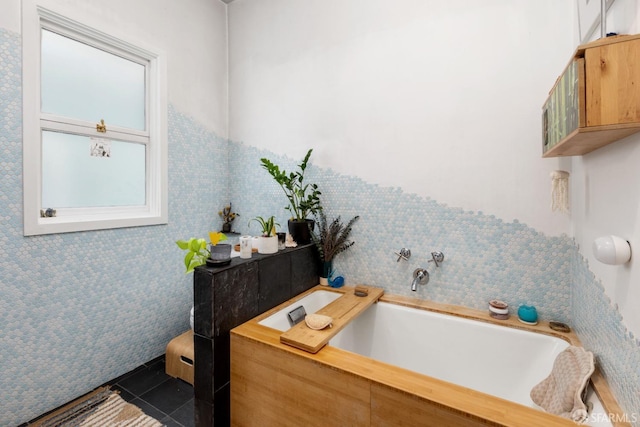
xmin=41 ymin=115 xmax=150 ymax=144
xmin=41 ymin=131 xmax=148 ymax=209
xmin=40 ymin=25 xmax=150 ymax=134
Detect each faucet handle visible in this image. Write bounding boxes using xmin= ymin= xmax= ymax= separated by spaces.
xmin=394 ymin=248 xmax=411 ymax=262
xmin=428 ymin=251 xmax=445 ymax=267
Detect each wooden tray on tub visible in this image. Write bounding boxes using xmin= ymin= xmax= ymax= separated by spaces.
xmin=280 ymin=285 xmax=384 ymax=354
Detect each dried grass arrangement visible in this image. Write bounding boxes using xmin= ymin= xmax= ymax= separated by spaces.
xmin=310 ymin=211 xmax=360 ymax=262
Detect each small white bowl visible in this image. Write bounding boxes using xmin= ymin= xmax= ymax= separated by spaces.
xmin=489 ymin=305 xmax=509 ymax=315
xmin=488 ymin=300 xmax=509 ymax=315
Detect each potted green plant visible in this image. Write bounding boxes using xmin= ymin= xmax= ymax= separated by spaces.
xmin=176 ymin=231 xmax=230 ymax=273
xmin=260 ymin=149 xmax=322 ymax=244
xmin=249 ymin=215 xmax=280 ymax=254
xmin=207 ymin=231 xmax=232 ymax=264
xmin=310 ymin=211 xmax=360 ymax=286
xmin=175 ymin=232 xmax=230 ymax=330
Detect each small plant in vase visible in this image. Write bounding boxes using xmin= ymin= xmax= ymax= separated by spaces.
xmin=310 ymin=211 xmax=360 ymax=286
xmin=176 ymin=231 xmax=230 ymax=273
xmin=249 ymin=215 xmax=280 ymax=254
xmin=207 ymin=231 xmax=232 ymax=264
xmin=218 ymin=203 xmax=239 ymax=233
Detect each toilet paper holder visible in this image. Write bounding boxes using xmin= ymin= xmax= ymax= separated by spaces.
xmin=593 ymin=235 xmax=631 ymax=265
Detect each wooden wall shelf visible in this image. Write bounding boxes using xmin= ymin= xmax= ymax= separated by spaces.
xmin=542 ymin=34 xmax=640 ymax=157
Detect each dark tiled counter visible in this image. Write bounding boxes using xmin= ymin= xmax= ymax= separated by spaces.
xmin=193 ymin=244 xmax=319 ymax=426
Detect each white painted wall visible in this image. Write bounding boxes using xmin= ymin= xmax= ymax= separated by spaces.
xmin=0 ymin=0 xmax=20 ymax=32
xmin=572 ymin=0 xmax=640 ymax=338
xmin=228 ymin=0 xmax=574 ymax=235
xmin=12 ymin=0 xmax=228 ymax=136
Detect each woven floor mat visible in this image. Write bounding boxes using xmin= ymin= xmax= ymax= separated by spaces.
xmin=30 ymin=386 xmax=163 ymax=427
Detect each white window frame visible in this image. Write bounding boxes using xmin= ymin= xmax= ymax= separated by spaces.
xmin=22 ymin=3 xmax=168 ymax=236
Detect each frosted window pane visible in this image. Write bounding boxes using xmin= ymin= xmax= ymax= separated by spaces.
xmin=42 ymin=131 xmax=146 ymax=208
xmin=41 ymin=29 xmax=145 ymax=131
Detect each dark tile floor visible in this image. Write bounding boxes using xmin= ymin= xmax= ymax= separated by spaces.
xmin=24 ymin=355 xmax=194 ymax=427
xmin=108 ymin=355 xmax=194 ymax=427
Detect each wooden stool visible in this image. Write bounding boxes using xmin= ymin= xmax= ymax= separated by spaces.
xmin=165 ymin=330 xmax=194 ymax=385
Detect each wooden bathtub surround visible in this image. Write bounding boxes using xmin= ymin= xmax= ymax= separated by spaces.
xmin=280 ymin=285 xmax=384 ymax=353
xmin=231 ymin=286 xmax=630 ymax=427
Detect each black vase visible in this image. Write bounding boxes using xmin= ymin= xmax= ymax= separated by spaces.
xmin=288 ymin=219 xmax=315 ymax=245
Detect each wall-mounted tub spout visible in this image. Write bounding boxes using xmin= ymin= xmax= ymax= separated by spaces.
xmin=411 ymin=268 xmax=429 ymax=291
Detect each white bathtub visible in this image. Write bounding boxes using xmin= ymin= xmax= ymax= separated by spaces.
xmin=260 ymin=290 xmax=612 ymax=426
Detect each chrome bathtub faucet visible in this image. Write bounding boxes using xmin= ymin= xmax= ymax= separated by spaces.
xmin=411 ymin=268 xmax=429 ymax=291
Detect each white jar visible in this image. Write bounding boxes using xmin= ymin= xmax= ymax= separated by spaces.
xmin=257 ymin=236 xmax=278 ymax=254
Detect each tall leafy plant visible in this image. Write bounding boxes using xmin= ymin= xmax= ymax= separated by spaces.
xmin=260 ymin=149 xmax=322 ymax=220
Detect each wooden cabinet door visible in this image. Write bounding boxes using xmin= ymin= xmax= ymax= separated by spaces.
xmin=585 ymin=38 xmax=640 ymax=126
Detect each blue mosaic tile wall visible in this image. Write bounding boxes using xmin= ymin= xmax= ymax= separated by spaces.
xmin=572 ymin=251 xmax=640 ymax=421
xmin=0 ymin=28 xmax=229 ymax=426
xmin=228 ymin=143 xmax=573 ymax=322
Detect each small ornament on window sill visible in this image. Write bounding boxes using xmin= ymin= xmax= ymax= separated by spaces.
xmin=551 ymin=170 xmax=570 ymax=214
xmin=40 ymin=208 xmax=57 ymax=218
xmin=96 ymin=119 xmax=107 ymax=133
